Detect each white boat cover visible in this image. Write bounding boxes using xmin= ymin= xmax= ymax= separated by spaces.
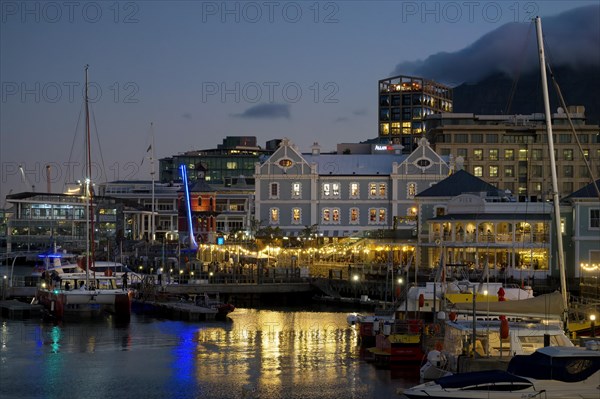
xmin=450 ymin=291 xmax=565 ymax=318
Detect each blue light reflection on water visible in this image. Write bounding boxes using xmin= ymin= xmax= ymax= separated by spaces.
xmin=0 ymin=309 xmax=419 ymax=399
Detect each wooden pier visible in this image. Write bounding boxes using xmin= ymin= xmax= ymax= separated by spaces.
xmin=132 ymin=299 xmax=221 ymax=321
xmin=0 ymin=300 xmax=43 ymax=319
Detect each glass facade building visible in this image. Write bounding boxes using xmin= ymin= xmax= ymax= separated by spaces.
xmin=378 ymin=75 xmax=452 ymax=153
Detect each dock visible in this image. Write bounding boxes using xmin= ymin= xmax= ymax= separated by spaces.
xmin=132 ymin=299 xmax=221 ymax=321
xmin=0 ymin=299 xmax=43 ymax=319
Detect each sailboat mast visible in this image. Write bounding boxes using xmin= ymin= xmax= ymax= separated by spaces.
xmin=84 ymin=65 xmax=90 ymax=284
xmin=150 ymin=123 xmax=155 ymax=244
xmin=535 ymin=17 xmax=568 ymax=321
xmin=84 ymin=65 xmax=95 ymax=282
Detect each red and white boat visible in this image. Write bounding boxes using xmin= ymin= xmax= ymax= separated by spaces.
xmin=35 ymin=66 xmax=131 ymax=322
xmin=36 ymin=274 xmax=132 ymax=321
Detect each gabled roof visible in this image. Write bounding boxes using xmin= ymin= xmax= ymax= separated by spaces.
xmin=188 ymin=179 xmax=215 ymax=193
xmin=416 ymin=170 xmax=503 ymax=198
xmin=303 ymin=154 xmax=406 ymax=175
xmin=564 ymin=179 xmax=600 ymax=200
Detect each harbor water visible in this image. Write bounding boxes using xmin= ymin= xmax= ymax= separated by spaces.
xmin=0 ymin=307 xmax=419 ymax=399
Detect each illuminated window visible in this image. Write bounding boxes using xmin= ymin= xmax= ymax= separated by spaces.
xmin=379 ymin=183 xmax=386 ymax=197
xmin=349 ymin=208 xmax=359 ymax=224
xmin=278 ymin=159 xmax=293 ymax=168
xmin=407 ymin=182 xmax=417 ymax=198
xmin=292 ymin=182 xmax=301 ymax=198
xmin=322 ymin=182 xmax=340 ymax=198
xmin=350 ymin=183 xmax=359 ymax=198
xmin=489 ymin=165 xmax=498 ymax=177
xmin=380 ymin=123 xmax=390 ymax=135
xmin=504 ymin=149 xmax=514 ymax=160
xmin=518 ymin=149 xmax=528 ymax=161
xmin=270 ymin=208 xmax=279 ymax=224
xmin=489 ymin=149 xmax=498 ymax=161
xmin=269 ymin=183 xmax=279 ymax=199
xmin=368 ymin=208 xmax=386 ymax=225
xmin=226 ymin=161 xmax=237 ymax=169
xmin=292 ymin=208 xmax=301 ymax=224
xmin=379 ymin=209 xmax=386 ymax=223
xmin=473 ymin=149 xmax=483 ymax=161
xmin=504 ymin=166 xmax=514 ymax=177
xmin=474 ymin=166 xmax=483 ymax=177
xmin=563 ymin=149 xmax=573 ymax=161
xmin=322 ymin=208 xmax=340 ymax=224
xmin=369 ymin=208 xmax=377 ymax=223
xmin=369 ymin=183 xmax=377 ymax=197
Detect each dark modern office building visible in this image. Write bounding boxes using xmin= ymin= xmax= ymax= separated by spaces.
xmin=159 ymin=136 xmax=276 ymax=186
xmin=378 ymin=75 xmax=452 ymax=153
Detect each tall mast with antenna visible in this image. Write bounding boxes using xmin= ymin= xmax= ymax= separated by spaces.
xmin=150 ymin=123 xmax=156 ymax=244
xmin=84 ymin=65 xmax=91 ymax=284
xmin=535 ymin=17 xmax=568 ymax=325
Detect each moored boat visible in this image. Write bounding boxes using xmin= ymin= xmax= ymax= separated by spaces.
xmin=194 ymin=293 xmax=235 ymax=319
xmin=348 ymin=308 xmax=396 ymax=347
xmin=367 ymin=319 xmax=425 ymax=365
xmin=404 ymin=344 xmax=600 ymax=399
xmin=419 ymin=300 xmax=574 ymax=380
xmin=35 ymin=274 xmax=132 ymax=320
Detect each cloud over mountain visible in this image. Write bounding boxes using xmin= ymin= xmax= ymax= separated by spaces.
xmin=392 ymin=5 xmax=600 ymax=86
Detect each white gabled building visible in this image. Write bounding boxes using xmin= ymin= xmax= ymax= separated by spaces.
xmin=254 ymin=138 xmax=451 ymax=238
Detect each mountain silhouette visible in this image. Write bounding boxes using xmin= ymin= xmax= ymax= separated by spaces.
xmin=452 ymin=65 xmax=600 ymax=124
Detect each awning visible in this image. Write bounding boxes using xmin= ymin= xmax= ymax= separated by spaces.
xmin=322 ymin=230 xmax=340 ymax=237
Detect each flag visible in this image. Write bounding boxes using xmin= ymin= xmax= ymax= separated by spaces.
xmin=141 ymin=144 xmax=152 ymax=166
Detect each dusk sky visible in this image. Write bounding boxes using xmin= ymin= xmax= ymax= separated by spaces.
xmin=1 ymin=1 xmax=599 ymax=204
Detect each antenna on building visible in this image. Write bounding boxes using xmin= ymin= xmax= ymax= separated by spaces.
xmin=46 ymin=165 xmax=52 ymax=193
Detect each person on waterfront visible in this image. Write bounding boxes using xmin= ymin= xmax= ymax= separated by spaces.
xmin=122 ymin=272 xmax=128 ymax=290
xmin=64 ymin=281 xmax=71 ymax=291
xmin=78 ymin=281 xmax=86 ymax=290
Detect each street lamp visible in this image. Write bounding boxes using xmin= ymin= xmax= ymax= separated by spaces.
xmin=353 ymin=274 xmax=359 ymax=300
xmin=591 ymin=314 xmax=596 ymax=338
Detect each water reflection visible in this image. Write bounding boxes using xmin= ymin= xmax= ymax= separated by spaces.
xmin=1 ymin=309 xmax=417 ymax=399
